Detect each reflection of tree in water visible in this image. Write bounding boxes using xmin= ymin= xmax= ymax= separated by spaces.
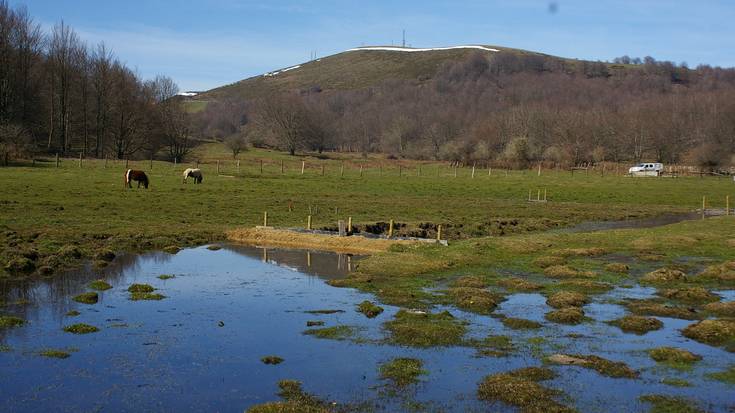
xmin=0 ymin=251 xmax=172 ymax=328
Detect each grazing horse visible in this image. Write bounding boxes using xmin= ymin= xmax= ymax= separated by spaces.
xmin=182 ymin=168 xmax=203 ymax=184
xmin=124 ymin=169 xmax=149 ymax=189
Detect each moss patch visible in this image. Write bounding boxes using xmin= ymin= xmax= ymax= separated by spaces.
xmin=163 ymin=245 xmax=181 ymax=254
xmin=472 ymin=335 xmax=515 ymax=357
xmin=551 ymin=280 xmax=613 ymax=294
xmin=127 ymin=283 xmax=155 ymax=293
xmin=626 ymin=300 xmax=700 ymax=320
xmin=704 ymin=301 xmax=735 ymax=317
xmin=661 ymin=378 xmax=691 ymax=387
xmin=657 ymin=287 xmax=720 ymax=304
xmin=129 ymin=292 xmax=166 ymax=301
xmin=39 ymin=349 xmax=72 ymax=359
xmin=157 ymin=274 xmax=175 ymax=280
xmin=206 ymin=245 xmax=222 ymax=251
xmin=533 ymin=255 xmax=566 ymax=268
xmin=544 ymin=265 xmax=595 ymax=279
xmin=379 ymin=357 xmax=427 ymax=387
xmin=609 ymin=315 xmax=663 ymax=335
xmin=0 ymin=315 xmax=24 ymax=328
xmin=444 ymin=287 xmax=503 ymax=314
xmin=681 ymin=319 xmax=735 ymax=349
xmin=357 ymin=300 xmax=384 ymax=318
xmin=501 ymin=317 xmax=543 ymax=330
xmin=65 ymin=310 xmax=80 ymax=316
xmin=451 ymin=275 xmax=486 ymax=288
xmin=641 ymin=268 xmax=688 ymax=284
xmin=605 ymin=263 xmax=629 ymax=273
xmin=546 ymin=291 xmax=588 ymax=308
xmin=302 ymin=325 xmax=355 ymax=340
xmin=384 ymin=310 xmax=467 ymax=347
xmin=72 ymin=292 xmax=98 ymax=304
xmin=548 ymin=354 xmax=638 ymax=378
xmin=88 ymin=279 xmax=112 ymax=291
xmin=648 ymin=347 xmax=702 ymax=369
xmin=497 ymin=277 xmax=543 ymax=291
xmin=545 ymin=307 xmax=587 ymax=325
xmin=246 ymin=380 xmax=330 ymax=413
xmin=639 ymin=394 xmax=704 ymax=413
xmin=477 ymin=367 xmax=572 ymax=413
xmin=94 ymin=249 xmax=115 ymax=262
xmin=706 ymin=365 xmax=735 ymax=384
xmin=261 ymin=355 xmax=284 ymax=365
xmin=304 ymin=309 xmax=345 ymax=314
xmin=63 ymin=323 xmax=99 ymax=334
xmin=4 ymin=257 xmax=35 ymax=273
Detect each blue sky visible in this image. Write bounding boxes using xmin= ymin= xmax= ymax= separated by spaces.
xmin=11 ymin=0 xmax=735 ymax=91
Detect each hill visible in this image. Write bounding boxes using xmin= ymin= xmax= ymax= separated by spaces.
xmin=191 ymin=44 xmax=621 ymax=103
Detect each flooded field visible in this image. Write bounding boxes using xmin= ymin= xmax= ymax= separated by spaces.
xmin=1 ymin=245 xmax=734 ymax=412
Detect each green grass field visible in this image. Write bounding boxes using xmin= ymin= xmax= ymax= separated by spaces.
xmin=1 ymin=149 xmax=734 ymax=279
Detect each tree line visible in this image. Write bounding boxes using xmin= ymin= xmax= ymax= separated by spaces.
xmin=0 ymin=1 xmax=191 ymax=164
xmin=195 ymin=49 xmax=735 ymax=171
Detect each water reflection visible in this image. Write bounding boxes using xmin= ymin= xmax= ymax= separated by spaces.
xmin=225 ymin=244 xmax=360 ymax=280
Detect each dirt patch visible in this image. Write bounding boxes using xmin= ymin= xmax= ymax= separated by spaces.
xmin=227 ymin=227 xmax=415 ymax=254
xmin=261 ymin=355 xmax=284 ymax=365
xmin=696 ymin=260 xmax=735 ymax=285
xmin=302 ymin=325 xmax=356 ymax=340
xmin=554 ymin=247 xmax=607 ymax=257
xmin=246 ymin=380 xmax=330 ymax=413
xmin=552 ymin=280 xmax=613 ymax=294
xmin=62 ymin=323 xmax=99 ymax=334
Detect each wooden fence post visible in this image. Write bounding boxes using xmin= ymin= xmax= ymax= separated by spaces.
xmin=217 ymin=160 xmax=220 ymax=175
xmin=55 ymin=153 xmax=59 ymax=168
xmin=264 ymin=211 xmax=268 ymax=227
xmin=125 ymin=158 xmax=129 ymax=169
xmin=281 ymin=160 xmax=284 ymax=174
xmin=453 ymin=165 xmax=457 ymax=178
xmin=150 ymin=156 xmax=153 ymax=170
xmin=702 ymin=196 xmax=706 ymax=219
xmin=399 ymin=165 xmax=402 ymax=177
xmin=104 ymin=156 xmax=108 ymax=168
xmin=347 ymin=216 xmax=352 ymax=233
xmin=437 ymin=224 xmax=442 ymax=241
xmin=471 ymin=163 xmax=476 ymax=178
xmin=260 ymin=160 xmax=263 ymax=174
xmin=537 ymin=163 xmax=541 ymax=176
xmin=307 ymin=215 xmax=312 ymax=230
xmin=79 ymin=152 xmax=82 ymax=168
xmin=301 ymin=160 xmax=305 ymax=175
xmin=338 ymin=220 xmax=346 ymax=237
xmin=388 ymin=219 xmax=394 ymax=238
xmin=726 ymin=195 xmax=730 ymax=216
xmin=237 ymin=160 xmax=240 ymax=174
xmin=196 ymin=160 xmax=199 ymax=169
xmin=359 ymin=165 xmax=363 ymax=177
xmin=340 ymin=162 xmax=344 ymax=177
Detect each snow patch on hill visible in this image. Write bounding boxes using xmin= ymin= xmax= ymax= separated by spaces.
xmin=347 ymin=45 xmax=499 ymax=53
xmin=263 ymin=65 xmax=301 ymax=77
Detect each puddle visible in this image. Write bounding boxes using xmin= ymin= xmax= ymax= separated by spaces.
xmin=560 ymin=212 xmax=704 ymax=233
xmin=1 ymin=246 xmax=734 ymax=412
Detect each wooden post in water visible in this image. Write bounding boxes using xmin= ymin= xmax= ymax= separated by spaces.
xmin=388 ymin=219 xmax=394 ymax=238
xmin=307 ymin=251 xmax=311 ymax=267
xmin=55 ymin=153 xmax=59 ymax=168
xmin=301 ymin=160 xmax=305 ymax=175
xmin=437 ymin=224 xmax=442 ymax=241
xmin=263 ymin=211 xmax=268 ymax=227
xmin=307 ymin=215 xmax=312 ymax=230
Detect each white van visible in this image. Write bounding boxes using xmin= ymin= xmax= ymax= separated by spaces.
xmin=629 ymin=162 xmax=663 ymax=176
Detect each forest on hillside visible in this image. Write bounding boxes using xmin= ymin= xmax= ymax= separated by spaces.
xmin=203 ymin=52 xmax=735 ymax=170
xmin=2 ymin=0 xmax=735 ymax=171
xmin=0 ymin=1 xmax=191 ymax=164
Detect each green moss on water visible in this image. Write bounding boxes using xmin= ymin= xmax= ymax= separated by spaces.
xmin=501 ymin=317 xmax=543 ymax=330
xmin=639 ymin=394 xmax=704 ymax=413
xmin=65 ymin=310 xmax=80 ymax=316
xmin=357 ymin=300 xmax=384 ymax=318
xmin=72 ymin=291 xmax=98 ymax=304
xmin=661 ymin=378 xmax=691 ymax=387
xmin=477 ymin=367 xmax=573 ymax=413
xmin=384 ymin=310 xmax=467 ymax=348
xmin=261 ymin=355 xmax=284 ymax=365
xmin=0 ymin=315 xmax=24 ymax=328
xmin=129 ymin=292 xmax=166 ymax=301
xmin=379 ymin=357 xmax=427 ymax=386
xmin=472 ymin=335 xmax=515 ymax=357
xmin=206 ymin=245 xmax=222 ymax=251
xmin=304 ymin=309 xmax=345 ymax=314
xmin=127 ymin=283 xmax=154 ymax=293
xmin=706 ymin=365 xmax=735 ymax=384
xmin=648 ymin=347 xmax=702 ymax=370
xmin=88 ymin=280 xmax=112 ymax=291
xmin=302 ymin=325 xmax=355 ymax=340
xmin=157 ymin=274 xmax=175 ymax=280
xmin=39 ymin=349 xmax=71 ymax=359
xmin=443 ymin=287 xmax=503 ymax=314
xmin=609 ymin=315 xmax=663 ymax=335
xmin=681 ymin=319 xmax=735 ymax=349
xmin=246 ymin=379 xmax=330 ymax=413
xmin=62 ymin=323 xmax=99 ymax=334
xmin=545 ymin=307 xmax=587 ymax=325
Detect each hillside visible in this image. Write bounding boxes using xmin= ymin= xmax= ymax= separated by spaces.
xmin=192 ymin=44 xmax=615 ymax=102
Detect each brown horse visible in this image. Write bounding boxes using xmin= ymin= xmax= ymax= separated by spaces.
xmin=124 ymin=169 xmax=149 ymax=189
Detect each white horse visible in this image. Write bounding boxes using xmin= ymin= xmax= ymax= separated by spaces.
xmin=182 ymin=168 xmax=203 ymax=184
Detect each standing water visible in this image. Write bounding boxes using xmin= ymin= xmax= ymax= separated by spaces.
xmin=0 ymin=245 xmax=733 ymax=412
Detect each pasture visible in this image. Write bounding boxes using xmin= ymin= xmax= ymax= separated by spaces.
xmin=1 ymin=149 xmax=733 ymax=278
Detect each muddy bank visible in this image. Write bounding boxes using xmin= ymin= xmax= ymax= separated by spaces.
xmin=226 ymin=227 xmax=416 ymax=254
